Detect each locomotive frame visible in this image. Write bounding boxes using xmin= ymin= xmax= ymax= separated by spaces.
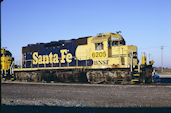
xmin=10 ymin=32 xmax=154 ymax=84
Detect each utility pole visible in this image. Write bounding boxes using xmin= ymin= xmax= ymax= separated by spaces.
xmin=161 ymin=46 xmax=164 ymax=72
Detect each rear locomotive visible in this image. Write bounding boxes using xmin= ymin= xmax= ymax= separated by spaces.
xmin=1 ymin=48 xmax=15 ymax=80
xmin=14 ymin=32 xmax=154 ymax=84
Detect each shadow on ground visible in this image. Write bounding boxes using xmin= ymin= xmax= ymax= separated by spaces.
xmin=1 ymin=105 xmax=171 ymax=113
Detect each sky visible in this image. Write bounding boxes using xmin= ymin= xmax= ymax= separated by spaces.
xmin=1 ymin=0 xmax=171 ymax=68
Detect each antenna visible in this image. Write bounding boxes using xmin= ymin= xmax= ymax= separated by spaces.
xmin=116 ymin=31 xmax=121 ymax=34
xmin=148 ymin=53 xmax=151 ymax=62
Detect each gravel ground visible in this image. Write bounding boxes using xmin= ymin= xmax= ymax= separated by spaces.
xmin=2 ymin=82 xmax=171 ymax=107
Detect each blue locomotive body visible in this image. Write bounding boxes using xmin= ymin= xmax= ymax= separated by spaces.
xmin=22 ymin=39 xmax=93 ymax=68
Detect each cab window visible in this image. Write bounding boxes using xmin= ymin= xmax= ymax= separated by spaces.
xmin=120 ymin=40 xmax=125 ymax=45
xmin=112 ymin=41 xmax=118 ymax=46
xmin=95 ymin=42 xmax=103 ymax=50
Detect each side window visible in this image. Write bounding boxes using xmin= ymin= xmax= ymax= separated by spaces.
xmin=95 ymin=42 xmax=103 ymax=50
xmin=112 ymin=41 xmax=118 ymax=46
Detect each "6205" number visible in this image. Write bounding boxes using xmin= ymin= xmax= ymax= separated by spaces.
xmin=92 ymin=51 xmax=106 ymax=58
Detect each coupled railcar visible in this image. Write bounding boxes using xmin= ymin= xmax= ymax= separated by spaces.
xmin=1 ymin=48 xmax=15 ymax=80
xmin=14 ymin=32 xmax=153 ymax=84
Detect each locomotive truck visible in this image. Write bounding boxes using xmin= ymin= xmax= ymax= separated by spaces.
xmin=2 ymin=32 xmax=154 ymax=84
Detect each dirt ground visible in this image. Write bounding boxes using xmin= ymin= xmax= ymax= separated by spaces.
xmin=2 ymin=82 xmax=171 ymax=108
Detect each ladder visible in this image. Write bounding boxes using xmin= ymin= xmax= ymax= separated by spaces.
xmin=131 ymin=65 xmax=141 ymax=83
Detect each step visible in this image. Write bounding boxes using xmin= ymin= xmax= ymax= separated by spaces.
xmin=131 ymin=79 xmax=139 ymax=82
xmin=133 ymin=74 xmax=140 ymax=76
xmin=134 ymin=69 xmax=139 ymax=71
xmin=133 ymin=68 xmax=142 ymax=72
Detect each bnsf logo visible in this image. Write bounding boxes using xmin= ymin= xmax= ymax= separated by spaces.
xmin=32 ymin=49 xmax=73 ymax=64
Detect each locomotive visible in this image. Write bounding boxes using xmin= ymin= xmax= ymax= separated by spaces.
xmin=1 ymin=48 xmax=15 ymax=80
xmin=13 ymin=32 xmax=154 ymax=84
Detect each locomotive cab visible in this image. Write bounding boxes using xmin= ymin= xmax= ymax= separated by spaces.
xmin=94 ymin=32 xmax=138 ymax=68
xmin=76 ymin=32 xmax=138 ymax=68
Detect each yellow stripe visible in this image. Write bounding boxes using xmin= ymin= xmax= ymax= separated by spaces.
xmin=134 ymin=69 xmax=142 ymax=72
xmin=131 ymin=79 xmax=139 ymax=82
xmin=134 ymin=69 xmax=138 ymax=71
xmin=133 ymin=74 xmax=140 ymax=76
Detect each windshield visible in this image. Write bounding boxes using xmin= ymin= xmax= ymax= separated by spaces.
xmin=112 ymin=41 xmax=118 ymax=46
